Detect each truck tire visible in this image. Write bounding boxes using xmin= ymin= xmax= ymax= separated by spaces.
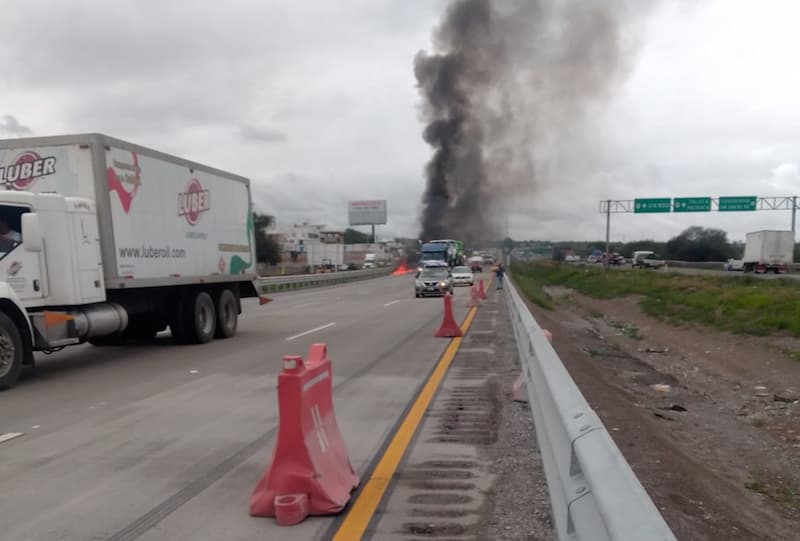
xmin=214 ymin=289 xmax=238 ymax=339
xmin=174 ymin=291 xmax=216 ymax=344
xmin=0 ymin=312 xmax=24 ymax=390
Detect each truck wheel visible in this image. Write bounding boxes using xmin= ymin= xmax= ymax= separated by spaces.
xmin=176 ymin=291 xmax=216 ymax=344
xmin=0 ymin=312 xmax=24 ymax=391
xmin=214 ymin=289 xmax=238 ymax=339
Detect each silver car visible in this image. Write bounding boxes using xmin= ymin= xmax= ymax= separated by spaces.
xmin=450 ymin=266 xmax=474 ymax=287
xmin=415 ymin=267 xmax=454 ymax=297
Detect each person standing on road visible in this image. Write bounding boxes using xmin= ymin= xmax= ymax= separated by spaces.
xmin=495 ymin=263 xmax=505 ymax=290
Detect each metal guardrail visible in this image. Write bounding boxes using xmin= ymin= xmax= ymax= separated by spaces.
xmin=256 ymin=267 xmax=392 ymax=293
xmin=504 ymin=277 xmax=677 ymax=541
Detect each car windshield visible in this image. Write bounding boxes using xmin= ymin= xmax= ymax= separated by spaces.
xmin=452 ymin=267 xmax=470 ymax=273
xmin=420 ymin=269 xmax=448 ymax=279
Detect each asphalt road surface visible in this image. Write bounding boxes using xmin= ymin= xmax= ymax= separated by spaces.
xmin=0 ymin=273 xmax=474 ymax=541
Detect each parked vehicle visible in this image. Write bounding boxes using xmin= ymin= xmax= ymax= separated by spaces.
xmin=632 ymin=251 xmax=665 ymax=269
xmin=450 ymin=266 xmax=474 ymax=287
xmin=742 ymin=230 xmax=793 ymax=274
xmin=0 ymin=134 xmax=261 ymax=389
xmin=415 ymin=267 xmax=454 ymax=297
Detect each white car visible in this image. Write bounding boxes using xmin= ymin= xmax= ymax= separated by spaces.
xmin=450 ymin=266 xmax=474 ymax=287
xmin=724 ymin=259 xmax=744 ymax=271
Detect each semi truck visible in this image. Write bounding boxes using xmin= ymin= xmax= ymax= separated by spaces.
xmin=423 ymin=239 xmax=463 ymax=268
xmin=0 ymin=133 xmax=262 ymax=389
xmin=743 ymin=230 xmax=794 ymax=274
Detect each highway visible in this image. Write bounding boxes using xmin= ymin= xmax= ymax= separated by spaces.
xmin=0 ymin=273 xmax=474 ymax=541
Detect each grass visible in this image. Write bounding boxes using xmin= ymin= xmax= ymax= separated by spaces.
xmin=513 ymin=272 xmax=554 ymax=310
xmin=746 ymin=474 xmax=797 ymax=507
xmin=609 ymin=319 xmax=644 ymax=340
xmin=512 ymin=262 xmax=800 ymax=337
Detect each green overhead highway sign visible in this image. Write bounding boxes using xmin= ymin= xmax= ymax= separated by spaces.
xmin=634 ymin=198 xmax=671 ymax=213
xmin=673 ymin=197 xmax=711 ymax=212
xmin=719 ymin=196 xmax=757 ymax=211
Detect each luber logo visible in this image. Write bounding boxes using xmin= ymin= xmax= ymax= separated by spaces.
xmin=178 ymin=178 xmax=210 ymax=226
xmin=1 ymin=151 xmax=57 ymax=190
xmin=107 ymin=152 xmax=142 ymax=214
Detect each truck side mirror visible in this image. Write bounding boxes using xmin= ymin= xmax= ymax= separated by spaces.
xmin=21 ymin=213 xmax=43 ymax=252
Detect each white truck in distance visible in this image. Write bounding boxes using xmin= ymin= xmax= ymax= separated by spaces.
xmin=0 ymin=134 xmax=261 ymax=390
xmin=743 ymin=230 xmax=794 ymax=274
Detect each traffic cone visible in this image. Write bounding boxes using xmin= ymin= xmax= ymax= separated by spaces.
xmin=478 ymin=279 xmax=488 ymax=300
xmin=435 ymin=294 xmax=463 ymax=338
xmin=468 ymin=284 xmax=481 ymax=308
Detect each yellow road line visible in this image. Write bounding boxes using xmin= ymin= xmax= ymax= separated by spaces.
xmin=332 ymin=305 xmax=479 ymax=541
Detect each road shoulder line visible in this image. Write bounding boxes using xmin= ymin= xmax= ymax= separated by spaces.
xmin=330 ymin=305 xmax=479 ymax=541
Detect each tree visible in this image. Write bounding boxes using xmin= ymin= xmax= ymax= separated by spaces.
xmin=253 ymin=212 xmax=281 ymax=265
xmin=344 ymin=228 xmax=371 ymax=244
xmin=665 ymin=226 xmax=734 ymax=262
xmin=620 ymin=240 xmax=666 ymax=258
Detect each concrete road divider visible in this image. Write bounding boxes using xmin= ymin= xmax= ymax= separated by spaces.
xmin=257 ymin=268 xmax=392 ymax=293
xmin=250 ymin=343 xmax=358 ymax=526
xmin=435 ymin=294 xmax=463 ymax=338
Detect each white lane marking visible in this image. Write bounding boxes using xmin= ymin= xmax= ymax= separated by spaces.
xmin=0 ymin=432 xmax=24 ymax=444
xmin=383 ymin=300 xmax=400 ymax=307
xmin=286 ymin=322 xmax=337 ymax=341
xmin=311 ymin=404 xmax=330 ymax=453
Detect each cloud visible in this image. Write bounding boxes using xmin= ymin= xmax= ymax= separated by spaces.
xmin=763 ymin=163 xmax=799 ymax=192
xmin=0 ymin=114 xmax=32 ymax=136
xmin=239 ymin=125 xmax=288 ymax=144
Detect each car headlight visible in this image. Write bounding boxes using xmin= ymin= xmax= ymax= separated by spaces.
xmin=439 ymin=281 xmax=448 ymax=287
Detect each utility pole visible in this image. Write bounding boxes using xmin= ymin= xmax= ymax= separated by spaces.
xmin=792 ymin=196 xmax=797 ymax=239
xmin=605 ymin=199 xmax=611 ymax=268
xmin=371 ymin=224 xmax=375 ymax=244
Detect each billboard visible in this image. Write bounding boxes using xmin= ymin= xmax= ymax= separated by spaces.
xmin=348 ymin=200 xmax=387 ymax=225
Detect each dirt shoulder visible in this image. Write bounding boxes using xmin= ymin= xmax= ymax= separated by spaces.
xmin=527 ymin=286 xmax=800 ymax=541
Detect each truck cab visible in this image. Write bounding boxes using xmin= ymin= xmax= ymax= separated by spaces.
xmin=0 ymin=192 xmax=124 ymax=388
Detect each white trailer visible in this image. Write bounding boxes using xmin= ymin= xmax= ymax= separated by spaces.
xmin=0 ymin=133 xmax=262 ymax=389
xmin=743 ymin=230 xmax=794 ymax=274
xmin=306 ymin=242 xmax=345 ymax=270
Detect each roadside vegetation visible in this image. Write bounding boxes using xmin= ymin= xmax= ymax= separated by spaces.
xmin=512 ymin=262 xmax=800 ymax=336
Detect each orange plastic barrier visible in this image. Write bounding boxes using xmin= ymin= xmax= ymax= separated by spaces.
xmin=250 ymin=344 xmax=358 ymax=525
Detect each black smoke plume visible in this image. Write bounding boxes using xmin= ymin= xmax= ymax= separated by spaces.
xmin=415 ymin=0 xmax=652 ymax=243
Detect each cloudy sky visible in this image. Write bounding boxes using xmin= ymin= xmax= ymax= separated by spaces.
xmin=2 ymin=0 xmax=800 ymax=243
